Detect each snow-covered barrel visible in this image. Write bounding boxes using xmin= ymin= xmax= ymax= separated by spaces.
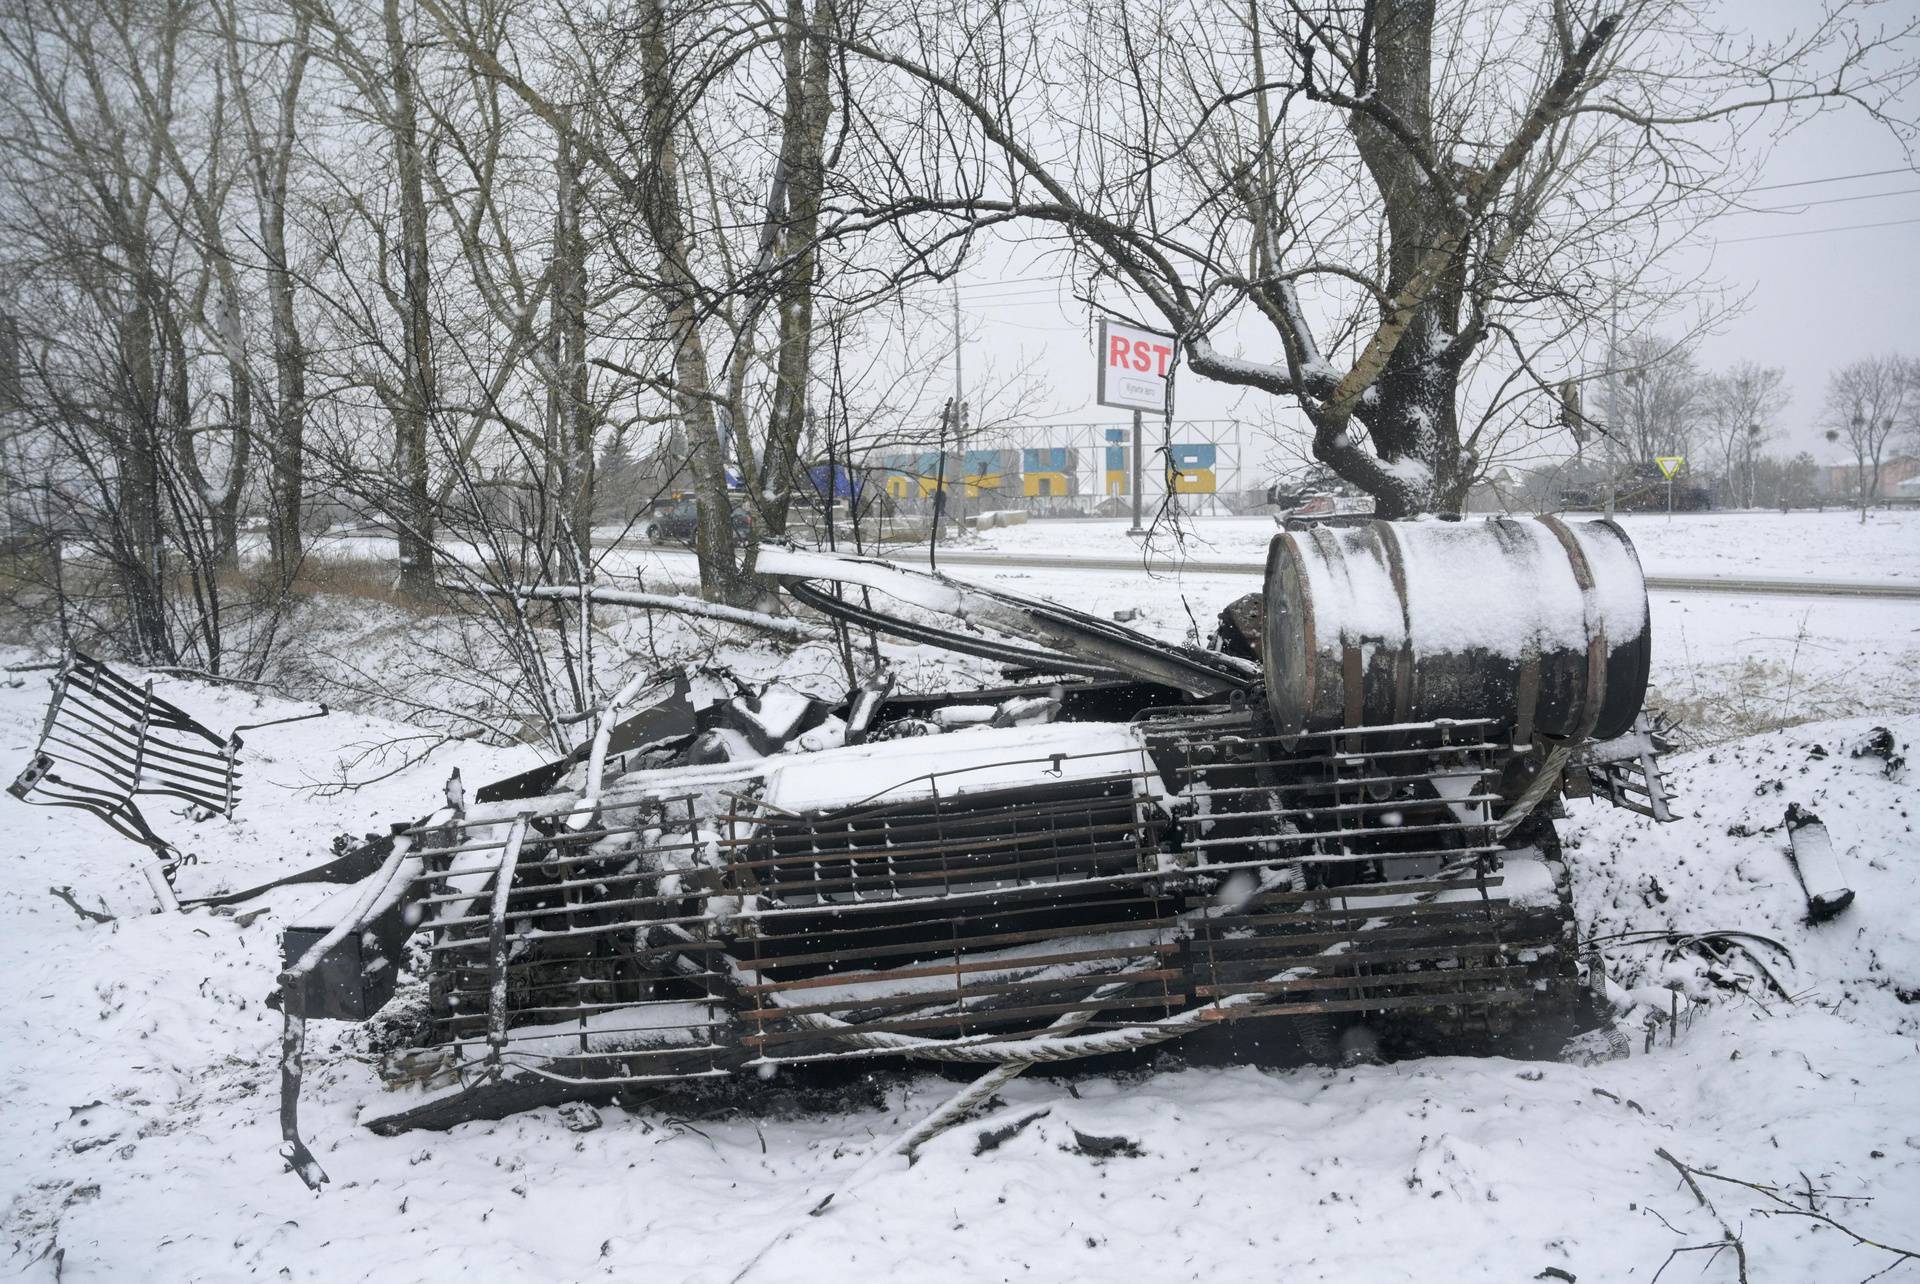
xmin=1260 ymin=516 xmax=1650 ymax=740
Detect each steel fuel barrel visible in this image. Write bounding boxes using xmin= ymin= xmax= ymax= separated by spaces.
xmin=1260 ymin=516 xmax=1651 ymax=740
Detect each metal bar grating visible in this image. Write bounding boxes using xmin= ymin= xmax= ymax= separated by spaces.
xmin=401 ymin=716 xmax=1579 ymax=1089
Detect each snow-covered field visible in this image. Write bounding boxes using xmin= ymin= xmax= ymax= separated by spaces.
xmin=3 ymin=665 xmax=1915 ymax=1283
xmin=5 ymin=510 xmax=1919 ymax=1283
xmin=948 ymin=508 xmax=1920 ymax=584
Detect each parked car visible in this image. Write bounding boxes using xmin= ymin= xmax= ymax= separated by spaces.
xmin=639 ymin=498 xmax=756 ymax=545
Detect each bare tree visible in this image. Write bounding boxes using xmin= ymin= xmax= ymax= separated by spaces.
xmin=1596 ymin=333 xmax=1703 ymax=483
xmin=417 ymin=0 xmax=864 ymax=604
xmin=0 ymin=0 xmax=250 ymax=662
xmin=1823 ymin=354 xmax=1912 ymax=522
xmin=1751 ymin=449 xmax=1819 ymax=512
xmin=296 ymin=0 xmax=445 ymax=595
xmin=807 ymin=0 xmax=1917 ymax=516
xmin=1902 ymin=358 xmax=1920 ymax=463
xmin=108 ymin=0 xmax=267 ymax=570
xmin=213 ymin=0 xmax=314 ymax=587
xmin=1702 ymin=361 xmax=1787 ymax=509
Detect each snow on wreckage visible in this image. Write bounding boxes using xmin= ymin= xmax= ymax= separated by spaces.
xmin=11 ymin=516 xmax=1684 ymax=1190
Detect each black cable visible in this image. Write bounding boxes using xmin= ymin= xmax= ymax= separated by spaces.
xmin=1745 ymin=165 xmax=1915 ymax=194
xmin=1719 ymin=214 xmax=1920 ymax=245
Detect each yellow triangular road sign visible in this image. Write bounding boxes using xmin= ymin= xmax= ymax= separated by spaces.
xmin=1654 ymin=455 xmax=1684 ymax=479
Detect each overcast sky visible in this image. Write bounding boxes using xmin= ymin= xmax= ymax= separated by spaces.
xmin=930 ymin=4 xmax=1918 ymax=479
xmin=1683 ymin=107 xmax=1918 ymax=459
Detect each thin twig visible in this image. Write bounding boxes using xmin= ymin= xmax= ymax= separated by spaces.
xmin=1654 ymin=1148 xmax=1750 ymax=1284
xmin=49 ymin=885 xmax=115 ymax=924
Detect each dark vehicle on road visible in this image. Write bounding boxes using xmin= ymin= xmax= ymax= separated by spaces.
xmin=1559 ymin=470 xmax=1711 ymax=514
xmin=639 ymin=497 xmax=756 ymax=545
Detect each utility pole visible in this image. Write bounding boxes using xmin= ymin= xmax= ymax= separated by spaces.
xmin=950 ymin=282 xmax=971 ymax=527
xmin=1604 ymin=311 xmax=1618 ymax=517
xmin=1603 ymin=138 xmax=1619 ymax=518
xmin=952 ymin=282 xmax=964 ymax=448
xmin=930 ymin=398 xmax=950 ymax=571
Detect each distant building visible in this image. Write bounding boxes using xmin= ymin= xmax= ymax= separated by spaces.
xmin=1820 ymin=455 xmax=1920 ymax=501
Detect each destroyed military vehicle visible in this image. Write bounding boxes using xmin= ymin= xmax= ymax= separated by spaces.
xmin=254 ymin=517 xmax=1672 ymax=1184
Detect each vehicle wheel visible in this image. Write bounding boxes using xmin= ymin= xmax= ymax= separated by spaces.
xmin=641 ymin=522 xmax=661 ymax=543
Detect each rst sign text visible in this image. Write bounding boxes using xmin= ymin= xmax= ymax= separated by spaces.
xmin=1096 ymin=318 xmax=1176 ymax=414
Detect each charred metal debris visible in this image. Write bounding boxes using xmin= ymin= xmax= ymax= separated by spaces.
xmin=1 ymin=519 xmax=1703 ymax=1189
xmin=253 ymin=516 xmax=1709 ymax=1188
xmin=7 ymin=651 xmax=326 ymax=910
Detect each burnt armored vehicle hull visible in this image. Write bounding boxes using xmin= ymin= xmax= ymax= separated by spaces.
xmin=276 ymin=517 xmax=1660 ymax=1183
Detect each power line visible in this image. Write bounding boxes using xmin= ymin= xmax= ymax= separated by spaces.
xmin=1745 ymin=186 xmax=1920 ymax=214
xmin=952 ymin=281 xmax=1084 ymax=302
xmin=1718 ymin=214 xmax=1920 ymax=245
xmin=952 ymin=274 xmax=1059 ymax=292
xmin=1010 ymin=417 xmax=1245 ymax=428
xmin=1744 ymin=166 xmax=1916 ymax=194
xmin=953 ymin=290 xmax=1076 ymax=307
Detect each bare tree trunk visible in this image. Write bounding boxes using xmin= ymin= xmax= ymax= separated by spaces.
xmin=214 ymin=333 xmax=251 ymax=568
xmin=157 ymin=296 xmax=248 ymax=567
xmin=151 ymin=285 xmax=248 ymax=569
xmin=117 ymin=283 xmax=172 ymax=660
xmin=749 ymin=0 xmax=836 ymax=542
xmin=223 ymin=6 xmax=313 ymax=587
xmin=265 ymin=202 xmax=308 ymax=583
xmin=1347 ymin=0 xmax=1468 ymax=516
xmin=636 ymin=0 xmax=744 ymax=603
xmin=117 ymin=2 xmax=252 ymax=570
xmin=385 ymin=0 xmax=438 ymax=594
xmin=552 ymin=117 xmax=593 ymax=568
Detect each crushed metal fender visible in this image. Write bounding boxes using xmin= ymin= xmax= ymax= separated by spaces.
xmin=758 ymin=546 xmax=1259 ymax=697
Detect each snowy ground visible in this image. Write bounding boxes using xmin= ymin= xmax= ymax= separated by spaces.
xmin=944 ymin=508 xmax=1920 ymax=584
xmin=2 ymin=667 xmax=1915 ymax=1283
xmin=4 ymin=511 xmax=1919 ymax=1282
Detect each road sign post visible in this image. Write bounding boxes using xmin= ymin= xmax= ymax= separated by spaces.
xmin=1654 ymin=455 xmax=1685 ymax=521
xmin=1096 ymin=318 xmax=1175 ymax=537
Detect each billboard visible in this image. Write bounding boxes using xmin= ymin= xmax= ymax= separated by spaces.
xmin=1096 ymin=318 xmax=1175 ymax=414
xmin=1166 ymin=443 xmax=1217 ymax=494
xmin=873 ymin=420 xmax=1239 ymax=507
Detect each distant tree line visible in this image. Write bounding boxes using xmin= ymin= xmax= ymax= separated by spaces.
xmin=1575 ymin=334 xmax=1919 ymax=517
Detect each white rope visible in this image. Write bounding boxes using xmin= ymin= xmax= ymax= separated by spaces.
xmin=1491 ymin=744 xmax=1572 ymax=842
xmin=777 ymin=983 xmax=1280 ymax=1064
xmin=760 ymin=870 xmax=1327 ymax=1066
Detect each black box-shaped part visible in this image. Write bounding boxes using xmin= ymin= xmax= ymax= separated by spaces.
xmin=280 ymin=892 xmax=413 ymax=1021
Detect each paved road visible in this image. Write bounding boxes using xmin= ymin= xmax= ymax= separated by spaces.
xmin=915 ymin=551 xmax=1920 ymax=599
xmin=603 ymin=540 xmax=1920 ymax=600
